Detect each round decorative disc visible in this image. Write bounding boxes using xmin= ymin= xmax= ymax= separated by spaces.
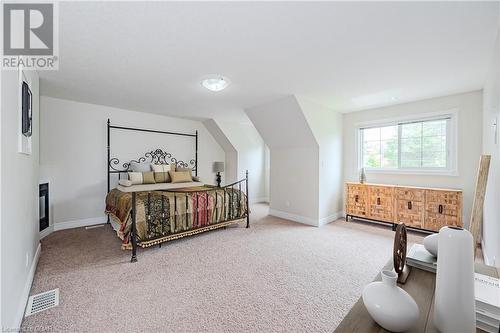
xmin=393 ymin=223 xmax=407 ymax=275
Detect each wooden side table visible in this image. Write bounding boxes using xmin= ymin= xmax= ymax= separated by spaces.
xmin=335 ymin=261 xmax=499 ymax=333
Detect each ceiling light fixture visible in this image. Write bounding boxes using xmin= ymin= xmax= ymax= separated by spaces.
xmin=201 ymin=75 xmax=230 ymax=92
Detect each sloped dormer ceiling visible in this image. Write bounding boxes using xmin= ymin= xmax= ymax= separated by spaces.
xmin=245 ymin=96 xmax=318 ymax=150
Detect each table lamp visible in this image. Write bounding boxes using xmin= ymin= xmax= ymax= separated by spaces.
xmin=213 ymin=161 xmax=224 ymax=187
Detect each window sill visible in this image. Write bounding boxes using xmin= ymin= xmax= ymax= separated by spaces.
xmin=363 ymin=168 xmax=459 ymax=177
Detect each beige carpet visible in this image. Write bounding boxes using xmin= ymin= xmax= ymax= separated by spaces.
xmin=22 ymin=204 xmax=423 ymax=332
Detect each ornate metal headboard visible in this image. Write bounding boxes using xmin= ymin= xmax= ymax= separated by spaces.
xmin=107 ymin=119 xmax=198 ymax=193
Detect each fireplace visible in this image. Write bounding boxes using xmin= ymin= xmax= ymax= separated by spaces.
xmin=39 ymin=183 xmax=49 ymax=232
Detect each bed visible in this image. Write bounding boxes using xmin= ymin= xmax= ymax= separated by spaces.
xmin=105 ymin=119 xmax=250 ymax=262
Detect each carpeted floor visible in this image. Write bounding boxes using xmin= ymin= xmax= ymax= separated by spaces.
xmin=22 ymin=204 xmax=424 ymax=332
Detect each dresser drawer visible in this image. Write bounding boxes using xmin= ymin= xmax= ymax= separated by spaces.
xmin=395 ymin=199 xmax=424 ymax=228
xmin=425 ymin=202 xmax=459 ymax=216
xmin=367 ymin=185 xmax=394 ymax=222
xmin=346 ymin=184 xmax=367 ymax=217
xmin=395 ymin=188 xmax=425 ymax=202
xmin=424 ymin=190 xmax=462 ymax=231
xmin=424 ymin=213 xmax=460 ymax=231
xmin=369 ymin=185 xmax=394 ymax=197
xmin=425 ymin=190 xmax=461 ymax=206
xmin=425 ymin=190 xmax=461 ymax=216
xmin=347 ymin=200 xmax=367 ymax=217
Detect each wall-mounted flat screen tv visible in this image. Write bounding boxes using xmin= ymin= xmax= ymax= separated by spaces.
xmin=22 ymin=81 xmax=32 ymax=137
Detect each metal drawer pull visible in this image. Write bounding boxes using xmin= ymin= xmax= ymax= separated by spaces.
xmin=377 ymin=197 xmax=381 ymax=205
xmin=408 ymin=201 xmax=412 ymax=210
xmin=438 ymin=204 xmax=443 ymax=214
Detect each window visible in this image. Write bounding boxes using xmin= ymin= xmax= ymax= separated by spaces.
xmin=359 ymin=115 xmax=455 ymax=173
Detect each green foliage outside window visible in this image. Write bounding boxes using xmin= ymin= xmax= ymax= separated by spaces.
xmin=361 ymin=119 xmax=448 ymax=170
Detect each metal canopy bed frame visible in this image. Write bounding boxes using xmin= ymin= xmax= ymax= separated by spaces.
xmin=106 ymin=119 xmax=250 ymax=262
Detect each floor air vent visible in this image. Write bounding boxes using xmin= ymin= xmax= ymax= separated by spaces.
xmin=25 ymin=288 xmax=59 ymax=316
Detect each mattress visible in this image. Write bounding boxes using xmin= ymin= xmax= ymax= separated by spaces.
xmin=116 ymin=181 xmax=204 ymax=192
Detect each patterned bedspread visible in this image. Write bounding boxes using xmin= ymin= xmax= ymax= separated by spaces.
xmin=105 ymin=186 xmax=247 ymax=249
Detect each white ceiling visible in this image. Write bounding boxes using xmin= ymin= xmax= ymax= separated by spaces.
xmin=40 ymin=1 xmax=499 ymax=120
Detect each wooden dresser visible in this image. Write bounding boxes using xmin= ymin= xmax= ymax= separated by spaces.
xmin=345 ymin=182 xmax=462 ymax=232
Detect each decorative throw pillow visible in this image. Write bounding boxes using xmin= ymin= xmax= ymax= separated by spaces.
xmin=142 ymin=171 xmax=156 ymax=184
xmin=151 ymin=164 xmax=170 ymax=173
xmin=129 ymin=162 xmax=151 ymax=172
xmin=177 ymin=167 xmax=192 ymax=173
xmin=154 ymin=172 xmax=171 ymax=183
xmin=118 ymin=179 xmax=133 ymax=187
xmin=128 ymin=172 xmax=156 ymax=185
xmin=128 ymin=172 xmax=143 ymax=185
xmin=169 ymin=170 xmax=193 ymax=183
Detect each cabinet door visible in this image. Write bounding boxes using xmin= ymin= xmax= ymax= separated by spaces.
xmin=424 ymin=190 xmax=462 ymax=231
xmin=367 ymin=185 xmax=394 ymax=222
xmin=395 ymin=188 xmax=424 ymax=228
xmin=424 ymin=213 xmax=461 ymax=231
xmin=346 ymin=184 xmax=367 ymax=217
xmin=396 ymin=199 xmax=424 ymax=228
xmin=425 ymin=190 xmax=460 ymax=215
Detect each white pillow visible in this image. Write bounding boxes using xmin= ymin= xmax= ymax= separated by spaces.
xmin=128 ymin=172 xmax=143 ymax=185
xmin=129 ymin=162 xmax=151 ymax=172
xmin=151 ymin=164 xmax=171 ymax=173
xmin=118 ymin=179 xmax=133 ymax=187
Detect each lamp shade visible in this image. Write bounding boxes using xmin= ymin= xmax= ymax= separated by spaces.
xmin=213 ymin=161 xmax=224 ymax=173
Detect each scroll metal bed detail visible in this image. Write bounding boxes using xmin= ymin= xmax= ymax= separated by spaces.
xmin=107 ymin=118 xmax=198 ymax=192
xmin=106 ymin=119 xmax=250 ymax=263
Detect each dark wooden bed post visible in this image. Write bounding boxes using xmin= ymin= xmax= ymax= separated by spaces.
xmin=246 ymin=170 xmax=250 ymax=228
xmin=131 ymin=192 xmax=138 ymax=263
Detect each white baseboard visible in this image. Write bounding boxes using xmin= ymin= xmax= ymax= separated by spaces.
xmin=269 ymin=209 xmax=319 ymax=227
xmin=40 ymin=216 xmax=107 ymax=239
xmin=269 ymin=209 xmax=342 ymax=227
xmin=250 ymin=197 xmax=269 ymax=204
xmin=13 ymin=242 xmax=41 ymax=331
xmin=39 ymin=225 xmax=54 ymax=240
xmin=319 ymin=212 xmax=342 ymax=226
xmin=54 ymin=216 xmax=107 ymax=231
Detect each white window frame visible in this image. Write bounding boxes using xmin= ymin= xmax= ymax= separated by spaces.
xmin=355 ymin=109 xmax=458 ymax=176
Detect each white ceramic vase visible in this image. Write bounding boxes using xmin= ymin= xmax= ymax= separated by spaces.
xmin=362 ymin=270 xmax=419 ymax=332
xmin=423 ymin=233 xmax=439 ymax=257
xmin=434 ymin=226 xmax=475 ymax=333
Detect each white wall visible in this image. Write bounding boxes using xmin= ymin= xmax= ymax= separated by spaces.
xmin=343 ymin=91 xmax=483 ymax=227
xmin=214 ymin=119 xmax=269 ymax=203
xmin=270 ymin=147 xmax=319 ymax=223
xmin=482 ymin=19 xmax=500 ymax=266
xmin=39 ymin=97 xmax=225 ymax=227
xmin=1 ymin=69 xmax=40 ymax=330
xmin=264 ymin=145 xmax=270 ymax=201
xmin=299 ymin=98 xmax=343 ymax=222
xmin=202 ymin=119 xmax=236 ymax=184
xmin=246 ymin=96 xmax=321 ymax=224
